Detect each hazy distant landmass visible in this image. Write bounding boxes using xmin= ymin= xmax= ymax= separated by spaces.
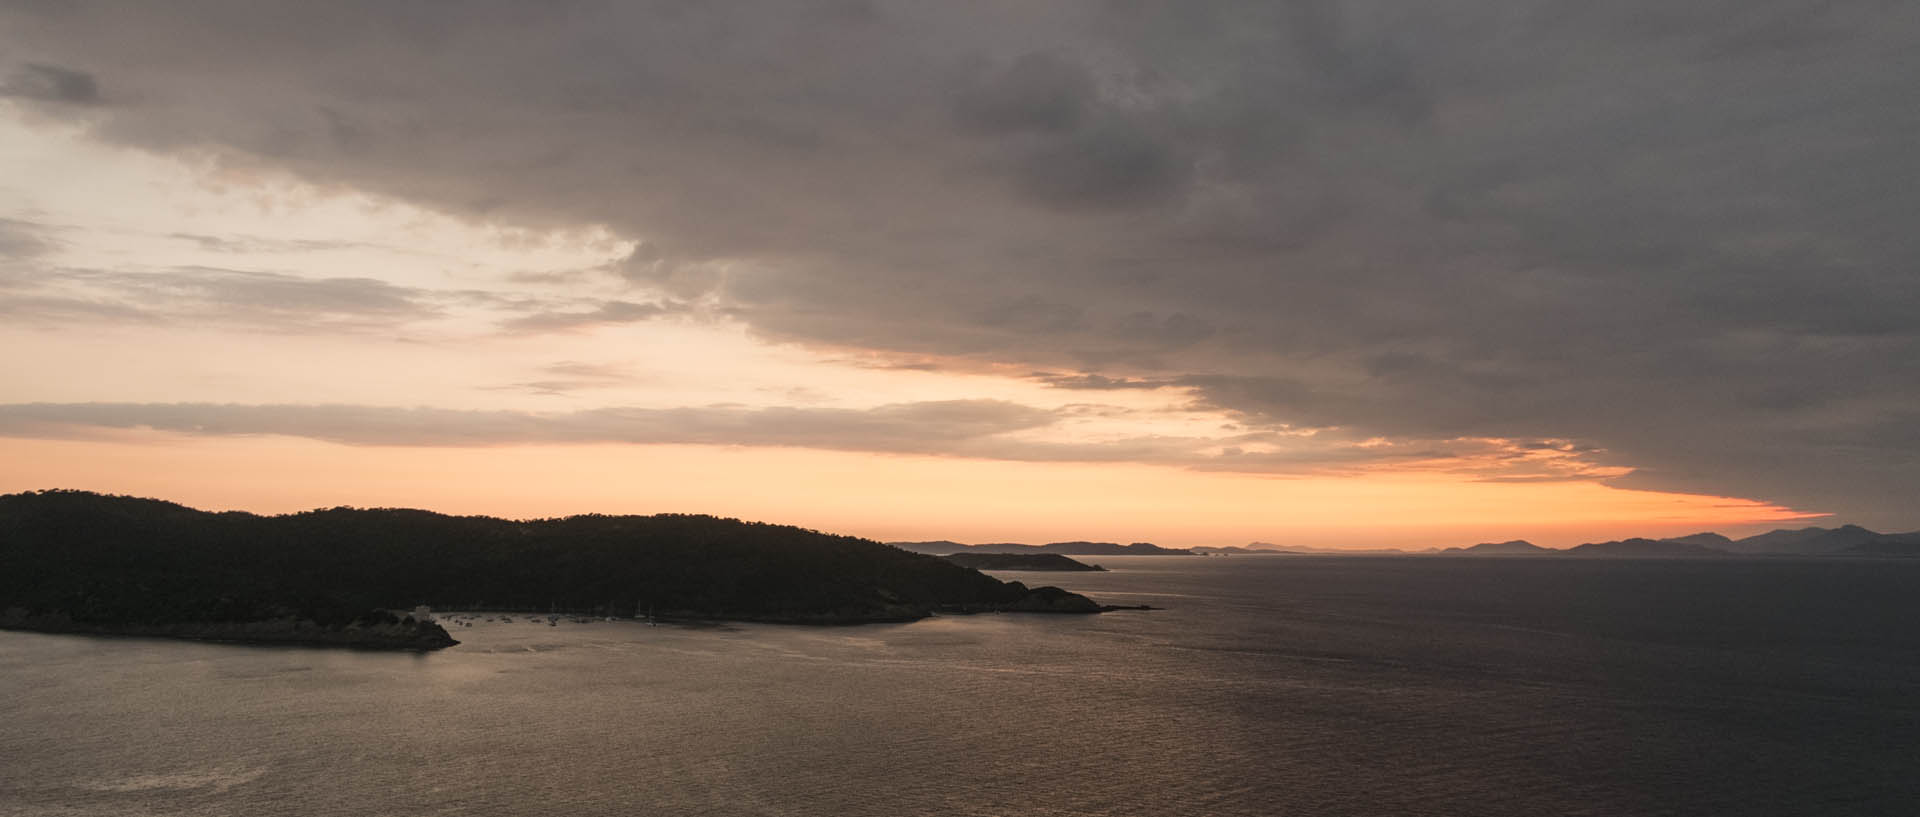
xmin=944 ymin=525 xmax=1920 ymax=559
xmin=901 ymin=525 xmax=1920 ymax=560
xmin=941 ymin=553 xmax=1106 ymax=572
xmin=1245 ymin=542 xmax=1440 ymax=555
xmin=890 ymin=540 xmax=1193 ymax=556
xmin=1189 ymin=544 xmax=1297 ymax=555
xmin=0 ymin=491 xmax=1108 ymax=650
xmin=1431 ymin=526 xmax=1920 ymax=558
xmin=1564 ymin=538 xmax=1728 ymax=558
xmin=1715 ymin=524 xmax=1896 ymax=555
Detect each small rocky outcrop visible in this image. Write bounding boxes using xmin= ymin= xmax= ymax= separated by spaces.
xmin=0 ymin=607 xmax=459 ymax=650
xmin=999 ymin=584 xmax=1104 ymax=613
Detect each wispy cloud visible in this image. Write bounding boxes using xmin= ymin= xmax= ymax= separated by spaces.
xmin=2 ymin=263 xmax=679 ymax=337
xmin=0 ymin=400 xmax=1059 ymax=453
xmin=10 ymin=266 xmax=442 ymax=331
xmin=166 ymin=233 xmax=375 ymax=255
xmin=499 ymin=300 xmax=678 ymax=334
xmin=1031 ymin=372 xmax=1176 ymax=391
xmin=484 ymin=361 xmax=643 ymax=396
xmin=0 ymin=400 xmax=1629 ymax=482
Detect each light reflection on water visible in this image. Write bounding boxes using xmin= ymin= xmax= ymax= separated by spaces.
xmin=2 ymin=556 xmax=1917 ymax=816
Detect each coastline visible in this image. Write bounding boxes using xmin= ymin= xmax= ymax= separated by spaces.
xmin=0 ymin=612 xmax=460 ymax=651
xmin=0 ymin=592 xmax=1145 ymax=648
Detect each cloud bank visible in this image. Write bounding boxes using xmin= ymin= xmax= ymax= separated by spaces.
xmin=0 ymin=400 xmax=1639 ymax=483
xmin=3 ymin=1 xmax=1916 ymax=525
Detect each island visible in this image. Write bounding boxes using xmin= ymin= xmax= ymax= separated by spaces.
xmin=940 ymin=552 xmax=1106 ymax=571
xmin=891 ymin=540 xmax=1193 ymax=556
xmin=0 ymin=490 xmax=1113 ymax=651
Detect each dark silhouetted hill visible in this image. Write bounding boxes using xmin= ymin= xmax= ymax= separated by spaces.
xmin=942 ymin=553 xmax=1105 ymax=571
xmin=0 ymin=491 xmax=1105 ymax=648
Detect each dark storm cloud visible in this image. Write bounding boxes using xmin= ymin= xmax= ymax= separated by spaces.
xmin=0 ymin=63 xmax=98 ymax=104
xmin=1012 ymin=121 xmax=1191 ymax=210
xmin=4 ymin=1 xmax=1918 ymax=525
xmin=954 ymin=52 xmax=1092 ymax=134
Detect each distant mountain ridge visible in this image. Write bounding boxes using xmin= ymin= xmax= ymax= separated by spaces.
xmin=1718 ymin=524 xmax=1889 ymax=555
xmin=1435 ymin=526 xmax=1920 ymax=558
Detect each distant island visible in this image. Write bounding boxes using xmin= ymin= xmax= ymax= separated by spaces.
xmin=891 ymin=540 xmax=1193 ymax=556
xmin=941 ymin=553 xmax=1106 ymax=572
xmin=1190 ymin=544 xmax=1297 ymax=555
xmin=0 ymin=491 xmax=1114 ymax=651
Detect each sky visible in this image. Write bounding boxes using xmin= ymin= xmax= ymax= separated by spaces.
xmin=1 ymin=1 xmax=1913 ymax=548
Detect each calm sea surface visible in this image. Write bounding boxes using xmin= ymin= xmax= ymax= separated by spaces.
xmin=3 ymin=556 xmax=1918 ymax=816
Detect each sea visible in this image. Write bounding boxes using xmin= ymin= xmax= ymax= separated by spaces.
xmin=2 ymin=555 xmax=1917 ymax=816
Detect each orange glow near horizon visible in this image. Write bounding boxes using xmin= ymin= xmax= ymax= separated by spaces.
xmin=0 ymin=433 xmax=1825 ymax=550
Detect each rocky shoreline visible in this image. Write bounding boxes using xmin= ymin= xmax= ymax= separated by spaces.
xmin=477 ymin=583 xmax=1124 ymax=627
xmin=0 ymin=609 xmax=460 ymax=651
xmin=0 ymin=582 xmax=1145 ymax=647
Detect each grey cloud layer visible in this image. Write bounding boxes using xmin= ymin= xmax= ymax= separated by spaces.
xmin=0 ymin=400 xmax=1613 ymax=481
xmin=0 ymin=400 xmax=1056 ymax=451
xmin=3 ymin=2 xmax=1917 ymax=524
xmin=2 ymin=264 xmax=675 ymax=335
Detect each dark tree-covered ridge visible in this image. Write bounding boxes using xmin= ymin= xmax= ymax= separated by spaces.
xmin=0 ymin=490 xmax=1104 ymax=648
xmin=942 ymin=552 xmax=1106 ymax=572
